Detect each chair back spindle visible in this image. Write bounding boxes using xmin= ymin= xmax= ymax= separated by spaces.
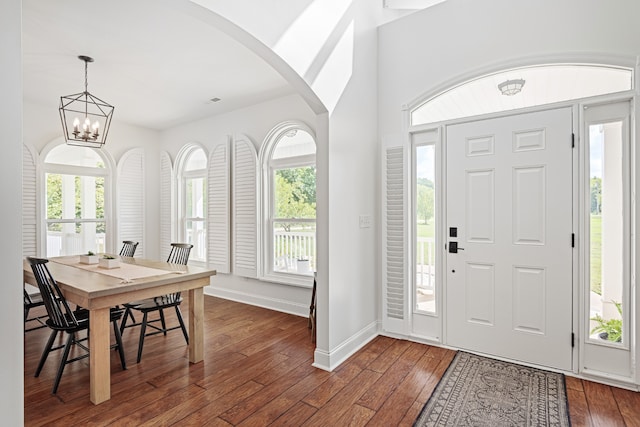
xmin=119 ymin=241 xmax=139 ymax=257
xmin=167 ymin=243 xmax=192 ymax=265
xmin=165 ymin=243 xmax=192 ymax=301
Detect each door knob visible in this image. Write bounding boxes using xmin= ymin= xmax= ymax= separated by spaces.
xmin=448 ymin=242 xmax=465 ymax=253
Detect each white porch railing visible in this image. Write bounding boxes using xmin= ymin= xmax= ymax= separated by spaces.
xmin=274 ymin=230 xmax=316 ymax=274
xmin=416 ymin=237 xmax=435 ymax=290
xmin=46 ymin=231 xmax=106 ymax=256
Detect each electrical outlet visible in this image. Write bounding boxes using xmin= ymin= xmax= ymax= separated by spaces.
xmin=359 ymin=214 xmax=371 ymax=228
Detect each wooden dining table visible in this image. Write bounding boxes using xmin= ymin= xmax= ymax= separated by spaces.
xmin=23 ymin=255 xmax=216 ymax=405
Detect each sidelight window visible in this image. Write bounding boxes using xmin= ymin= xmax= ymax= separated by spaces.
xmin=412 ymin=131 xmax=439 ymax=314
xmin=585 ymin=101 xmax=631 ymax=346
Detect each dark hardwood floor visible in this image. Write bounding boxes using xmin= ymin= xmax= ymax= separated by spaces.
xmin=24 ymin=296 xmax=640 ymax=426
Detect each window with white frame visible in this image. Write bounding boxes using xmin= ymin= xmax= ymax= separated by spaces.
xmin=43 ymin=144 xmax=111 ymax=256
xmin=262 ymin=125 xmax=316 ymax=284
xmin=413 ymin=139 xmax=438 ymax=314
xmin=177 ymin=146 xmax=207 ymax=263
xmin=585 ymin=101 xmax=631 ymax=346
xmin=411 ymin=64 xmax=633 ymax=126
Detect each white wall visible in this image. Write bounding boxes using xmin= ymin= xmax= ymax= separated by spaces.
xmin=0 ymin=0 xmax=24 ymax=423
xmin=378 ymin=0 xmax=640 ymax=137
xmin=161 ymin=94 xmax=318 ymax=314
xmin=323 ymin=3 xmax=379 ymax=363
xmin=160 ymin=94 xmax=315 ymax=154
xmin=189 ymin=0 xmax=382 ymax=369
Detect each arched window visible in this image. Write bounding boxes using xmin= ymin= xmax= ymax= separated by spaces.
xmin=43 ymin=144 xmax=113 ymax=256
xmin=176 ymin=145 xmax=207 ymax=262
xmin=261 ymin=122 xmax=316 ymax=285
xmin=411 ymin=64 xmax=634 ymax=125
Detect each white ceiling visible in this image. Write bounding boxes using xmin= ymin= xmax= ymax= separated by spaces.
xmin=22 ymin=0 xmax=296 ymax=131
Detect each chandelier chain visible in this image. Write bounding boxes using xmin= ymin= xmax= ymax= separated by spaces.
xmin=84 ymin=60 xmax=89 ymax=117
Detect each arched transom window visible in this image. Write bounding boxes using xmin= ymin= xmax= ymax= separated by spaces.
xmin=411 ymin=64 xmax=634 ymax=125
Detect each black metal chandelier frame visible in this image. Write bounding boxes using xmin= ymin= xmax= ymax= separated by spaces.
xmin=59 ymin=55 xmax=114 ymax=148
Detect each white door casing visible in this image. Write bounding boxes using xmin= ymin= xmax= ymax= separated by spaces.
xmin=446 ymin=107 xmax=574 ymax=371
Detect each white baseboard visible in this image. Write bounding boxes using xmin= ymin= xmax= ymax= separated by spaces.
xmin=578 ymin=369 xmax=640 ymax=392
xmin=312 ymin=320 xmax=379 ymax=371
xmin=205 ymin=286 xmax=308 ymax=318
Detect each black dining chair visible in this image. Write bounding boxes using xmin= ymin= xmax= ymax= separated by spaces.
xmin=24 ymin=287 xmax=48 ymax=332
xmin=119 ymin=240 xmax=139 ymax=257
xmin=27 ymin=256 xmax=127 ymax=394
xmin=119 ymin=243 xmax=193 ymax=363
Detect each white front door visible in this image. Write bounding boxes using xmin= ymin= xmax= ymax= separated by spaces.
xmin=445 ymin=107 xmax=573 ymax=371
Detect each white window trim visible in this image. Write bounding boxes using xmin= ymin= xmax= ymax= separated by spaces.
xmin=259 ymin=121 xmax=316 ymax=287
xmin=581 ymin=99 xmax=633 ymax=350
xmin=407 ymin=58 xmax=636 ymax=128
xmin=39 ymin=140 xmax=116 ymax=255
xmin=411 ymin=129 xmax=441 ymax=317
xmin=175 ymin=143 xmax=208 ymax=265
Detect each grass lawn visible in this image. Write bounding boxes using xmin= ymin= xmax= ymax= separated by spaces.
xmin=590 ymin=215 xmax=602 ymax=295
xmin=416 ymin=221 xmax=436 ymax=265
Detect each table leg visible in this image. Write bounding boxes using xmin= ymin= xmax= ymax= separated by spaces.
xmin=89 ymin=307 xmax=111 ymax=404
xmin=188 ymin=286 xmax=204 ymax=363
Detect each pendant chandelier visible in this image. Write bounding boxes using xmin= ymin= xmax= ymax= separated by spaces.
xmin=59 ymin=55 xmax=114 ymax=148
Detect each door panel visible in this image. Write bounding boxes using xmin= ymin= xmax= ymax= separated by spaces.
xmin=465 ymin=262 xmax=495 ymax=325
xmin=513 ymin=166 xmax=545 ymax=244
xmin=446 ymin=107 xmax=573 ymax=371
xmin=466 ymin=169 xmax=495 ymax=242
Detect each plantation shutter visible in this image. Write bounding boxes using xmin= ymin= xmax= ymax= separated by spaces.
xmin=160 ymin=151 xmax=174 ymax=261
xmin=117 ymin=148 xmax=145 ymax=257
xmin=22 ymin=144 xmax=38 ymax=257
xmin=232 ymin=135 xmax=258 ymax=278
xmin=207 ymin=138 xmax=230 ymax=273
xmin=382 ymin=138 xmax=409 ymax=334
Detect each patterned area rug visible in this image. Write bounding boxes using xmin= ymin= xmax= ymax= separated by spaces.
xmin=414 ymin=352 xmax=570 ymax=427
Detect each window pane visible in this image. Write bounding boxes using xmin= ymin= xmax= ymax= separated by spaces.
xmin=46 ymin=221 xmax=106 ymax=256
xmin=46 ymin=174 xmax=105 ymax=221
xmin=185 ymin=148 xmax=207 ymax=171
xmin=186 ymin=177 xmax=206 ymax=218
xmin=589 ymin=122 xmax=624 ymax=344
xmin=411 ymin=64 xmax=633 ymax=126
xmin=45 ymin=144 xmax=105 ymax=168
xmin=272 ymin=130 xmax=315 ymax=160
xmin=186 ymin=220 xmax=206 ymax=262
xmin=273 ymin=221 xmax=316 ymax=275
xmin=415 ymin=145 xmax=436 ymax=313
xmin=274 ymin=167 xmax=316 ymax=219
